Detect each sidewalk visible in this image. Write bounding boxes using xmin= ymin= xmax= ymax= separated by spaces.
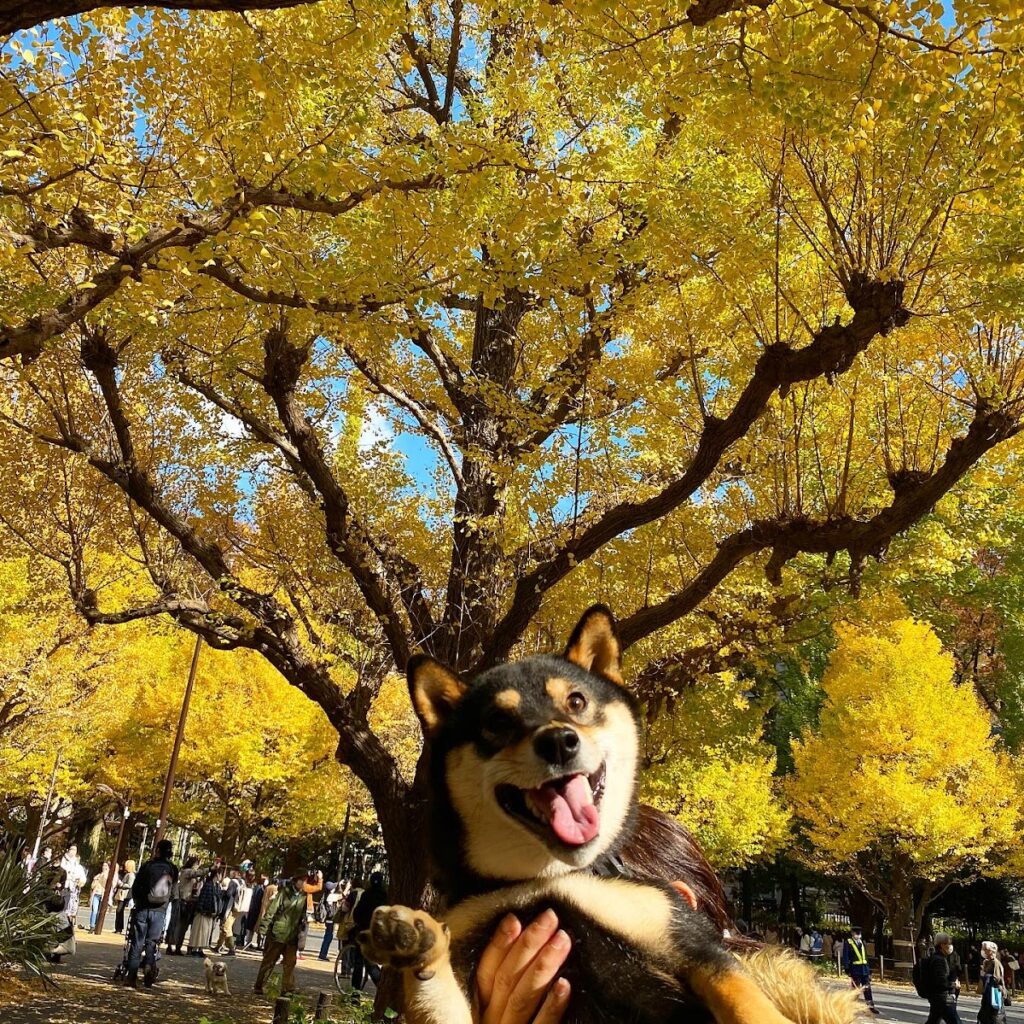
xmin=1 ymin=928 xmax=359 ymax=1024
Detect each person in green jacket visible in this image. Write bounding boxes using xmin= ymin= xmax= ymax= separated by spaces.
xmin=253 ymin=872 xmax=309 ymax=996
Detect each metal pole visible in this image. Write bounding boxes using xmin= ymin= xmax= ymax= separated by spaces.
xmin=30 ymin=747 xmax=62 ymax=871
xmin=153 ymin=635 xmax=202 ymax=852
xmin=138 ymin=824 xmax=149 ymax=863
xmin=95 ymin=803 xmax=130 ymax=934
xmin=338 ymin=803 xmax=350 ymax=878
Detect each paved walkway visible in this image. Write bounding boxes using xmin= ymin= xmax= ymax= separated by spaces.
xmin=0 ymin=928 xmax=364 ymax=1024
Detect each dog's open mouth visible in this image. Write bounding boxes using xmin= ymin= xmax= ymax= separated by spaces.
xmin=496 ymin=764 xmax=605 ymax=847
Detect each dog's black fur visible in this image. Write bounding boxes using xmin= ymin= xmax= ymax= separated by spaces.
xmin=409 ymin=609 xmax=739 ymax=1023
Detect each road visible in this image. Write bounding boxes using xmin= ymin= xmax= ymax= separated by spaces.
xmin=845 ymin=983 xmax=1024 ymax=1022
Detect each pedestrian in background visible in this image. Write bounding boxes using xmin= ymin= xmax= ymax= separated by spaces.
xmin=188 ymin=865 xmax=223 ymax=955
xmin=241 ymin=871 xmax=262 ymax=949
xmin=979 ymin=941 xmax=1007 ymax=1024
xmin=349 ymin=872 xmax=388 ymax=992
xmin=169 ymin=855 xmax=202 ymax=955
xmin=253 ymin=872 xmax=308 ymax=996
xmin=843 ymin=926 xmax=881 ymax=1017
xmin=922 ymin=933 xmax=963 ymax=1024
xmin=125 ymin=839 xmax=178 ymax=989
xmin=114 ymin=859 xmax=136 ymax=934
xmin=213 ymin=868 xmax=244 ymax=956
xmin=89 ymin=861 xmax=116 ymax=931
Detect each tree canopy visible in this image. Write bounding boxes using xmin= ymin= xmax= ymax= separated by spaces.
xmin=4 ymin=0 xmax=1024 ymax=934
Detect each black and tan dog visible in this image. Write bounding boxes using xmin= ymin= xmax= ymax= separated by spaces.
xmin=360 ymin=606 xmax=859 ymax=1024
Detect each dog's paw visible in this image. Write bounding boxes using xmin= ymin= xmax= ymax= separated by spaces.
xmin=358 ymin=906 xmax=450 ymax=979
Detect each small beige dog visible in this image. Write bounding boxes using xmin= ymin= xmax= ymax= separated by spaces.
xmin=204 ymin=956 xmax=230 ymax=996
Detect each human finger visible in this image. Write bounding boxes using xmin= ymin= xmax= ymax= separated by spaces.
xmin=532 ymin=977 xmax=571 ymax=1024
xmin=477 ymin=914 xmax=523 ymax=1006
xmin=502 ymin=930 xmax=572 ymax=1023
xmin=484 ymin=909 xmax=560 ymax=1023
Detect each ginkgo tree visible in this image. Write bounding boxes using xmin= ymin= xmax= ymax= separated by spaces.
xmin=3 ymin=0 xmax=1024 ymax=965
xmin=787 ymin=615 xmax=1019 ymax=940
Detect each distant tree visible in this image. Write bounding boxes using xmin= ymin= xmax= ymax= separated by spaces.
xmin=788 ymin=616 xmax=1018 ymax=940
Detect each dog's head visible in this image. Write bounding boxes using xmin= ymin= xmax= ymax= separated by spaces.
xmin=409 ymin=605 xmax=639 ymax=882
xmin=204 ymin=956 xmax=227 ymax=977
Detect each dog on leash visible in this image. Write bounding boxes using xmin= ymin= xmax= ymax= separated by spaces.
xmin=204 ymin=956 xmax=230 ymax=996
xmin=358 ymin=605 xmax=860 ymax=1024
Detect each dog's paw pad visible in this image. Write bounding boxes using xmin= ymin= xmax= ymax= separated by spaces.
xmin=359 ymin=906 xmax=449 ymax=972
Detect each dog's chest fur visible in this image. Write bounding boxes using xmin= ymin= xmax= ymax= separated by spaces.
xmin=442 ymin=875 xmax=722 ymax=1024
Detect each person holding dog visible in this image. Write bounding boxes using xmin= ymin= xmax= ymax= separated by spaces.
xmin=253 ymin=871 xmax=309 ymax=996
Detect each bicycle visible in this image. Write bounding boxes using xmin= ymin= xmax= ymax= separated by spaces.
xmin=333 ymin=941 xmax=356 ymax=994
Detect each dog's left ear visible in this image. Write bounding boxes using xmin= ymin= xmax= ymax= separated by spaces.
xmin=407 ymin=654 xmax=469 ymax=737
xmin=564 ymin=604 xmax=623 ymax=684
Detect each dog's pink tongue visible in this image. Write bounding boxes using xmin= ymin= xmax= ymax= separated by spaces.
xmin=532 ymin=775 xmax=600 ymax=846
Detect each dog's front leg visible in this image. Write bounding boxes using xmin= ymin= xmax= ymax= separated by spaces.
xmin=359 ymin=906 xmax=473 ymax=1024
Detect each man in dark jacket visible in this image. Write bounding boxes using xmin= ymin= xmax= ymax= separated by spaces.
xmin=924 ymin=934 xmax=964 ymax=1024
xmin=127 ymin=839 xmax=179 ymax=988
xmin=349 ymin=871 xmax=388 ymax=991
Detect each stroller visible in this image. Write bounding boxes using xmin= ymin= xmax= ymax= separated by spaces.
xmin=111 ymin=909 xmax=162 ymax=987
xmin=112 ymin=907 xmax=135 ymax=985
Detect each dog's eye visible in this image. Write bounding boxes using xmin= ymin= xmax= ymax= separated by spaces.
xmin=567 ymin=692 xmax=588 ymax=714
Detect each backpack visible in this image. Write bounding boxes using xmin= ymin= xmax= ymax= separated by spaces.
xmin=233 ymin=882 xmax=250 ymax=913
xmin=811 ymin=932 xmax=824 ymax=956
xmin=912 ymin=959 xmax=931 ymax=1000
xmin=147 ymin=866 xmax=173 ymax=906
xmin=197 ymin=878 xmax=219 ymax=915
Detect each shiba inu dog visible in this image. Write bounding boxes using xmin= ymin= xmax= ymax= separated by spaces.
xmin=359 ymin=606 xmax=859 ymax=1024
xmin=204 ymin=956 xmax=230 ymax=996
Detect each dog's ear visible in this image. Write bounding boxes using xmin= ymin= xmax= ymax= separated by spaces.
xmin=564 ymin=605 xmax=623 ymax=684
xmin=407 ymin=654 xmax=468 ymax=736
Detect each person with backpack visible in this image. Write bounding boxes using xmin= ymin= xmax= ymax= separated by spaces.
xmin=187 ymin=865 xmax=223 ymax=955
xmin=843 ymin=926 xmax=882 ymax=1016
xmin=125 ymin=839 xmax=179 ymax=988
xmin=809 ymin=928 xmax=824 ymax=962
xmin=918 ymin=933 xmax=964 ymax=1024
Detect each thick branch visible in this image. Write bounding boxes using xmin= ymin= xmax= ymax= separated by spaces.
xmin=481 ymin=273 xmax=910 ymax=667
xmin=1 ymin=0 xmax=317 ymax=33
xmin=618 ymin=401 xmax=1022 ymax=648
xmin=260 ymin=324 xmax=416 ymax=666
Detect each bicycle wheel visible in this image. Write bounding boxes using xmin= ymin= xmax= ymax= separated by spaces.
xmin=334 ymin=944 xmax=354 ymax=993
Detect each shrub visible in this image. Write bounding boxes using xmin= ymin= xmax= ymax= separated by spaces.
xmin=0 ymin=851 xmax=58 ymax=984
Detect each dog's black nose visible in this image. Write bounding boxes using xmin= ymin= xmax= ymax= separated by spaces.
xmin=534 ymin=726 xmax=581 ymax=766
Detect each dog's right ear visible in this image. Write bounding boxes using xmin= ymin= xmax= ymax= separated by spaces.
xmin=407 ymin=654 xmax=468 ymax=737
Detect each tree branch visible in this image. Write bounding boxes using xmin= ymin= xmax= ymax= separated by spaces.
xmin=480 ymin=273 xmax=910 ymax=667
xmin=618 ymin=400 xmax=1022 ymax=648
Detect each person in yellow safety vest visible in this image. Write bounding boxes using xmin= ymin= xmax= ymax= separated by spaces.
xmin=843 ymin=926 xmax=882 ymax=1016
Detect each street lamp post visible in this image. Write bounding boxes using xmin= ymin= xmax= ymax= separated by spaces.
xmin=29 ymin=747 xmax=62 ymax=872
xmin=152 ymin=635 xmax=202 ymax=853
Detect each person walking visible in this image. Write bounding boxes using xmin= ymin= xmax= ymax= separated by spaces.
xmin=922 ymin=933 xmax=964 ymax=1024
xmin=114 ymin=859 xmax=136 ymax=934
xmin=240 ymin=871 xmax=262 ymax=948
xmin=188 ymin=866 xmax=223 ymax=955
xmin=125 ymin=839 xmax=179 ymax=989
xmin=88 ymin=861 xmax=115 ymax=931
xmin=213 ymin=868 xmax=245 ymax=956
xmin=253 ymin=872 xmax=308 ymax=996
xmin=253 ymin=875 xmax=278 ymax=951
xmin=979 ymin=941 xmax=1007 ymax=1024
xmin=299 ymin=868 xmax=323 ymax=957
xmin=843 ymin=926 xmax=882 ymax=1016
xmin=349 ymin=872 xmax=388 ymax=992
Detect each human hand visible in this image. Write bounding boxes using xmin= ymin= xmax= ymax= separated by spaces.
xmin=476 ymin=910 xmax=572 ymax=1024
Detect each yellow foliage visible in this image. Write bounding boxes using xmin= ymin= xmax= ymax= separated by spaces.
xmin=641 ymin=674 xmax=789 ymax=869
xmin=788 ymin=617 xmax=1017 ymax=921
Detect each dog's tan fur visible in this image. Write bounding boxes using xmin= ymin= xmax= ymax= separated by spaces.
xmin=203 ymin=955 xmax=230 ymax=996
xmin=739 ymin=948 xmax=865 ymax=1024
